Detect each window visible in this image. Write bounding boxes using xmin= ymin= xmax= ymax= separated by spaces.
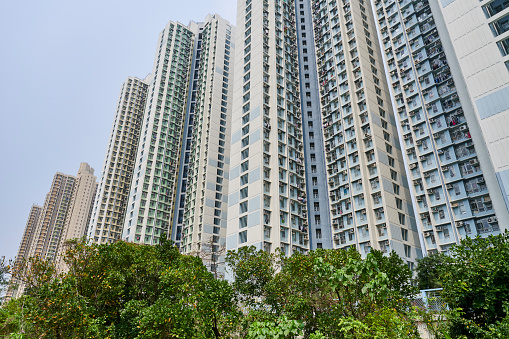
xmin=393 ymin=183 xmax=400 ymax=195
xmin=390 ymin=170 xmax=397 ymax=181
xmin=240 ymin=201 xmax=248 ymax=213
xmin=240 ymin=173 xmax=249 ymax=186
xmin=239 ymin=231 xmax=247 ymax=243
xmin=241 ymin=161 xmax=249 ymax=173
xmin=396 ymin=198 xmax=402 ymax=210
xmin=240 ymin=187 xmax=248 ymax=199
xmin=399 ymin=213 xmax=406 ymax=225
xmin=241 ymin=148 xmax=249 ymax=160
xmin=404 ymin=244 xmax=411 ymax=257
xmin=401 ymin=228 xmax=408 ymax=241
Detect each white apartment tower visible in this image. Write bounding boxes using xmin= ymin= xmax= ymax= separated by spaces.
xmin=372 ymin=0 xmax=509 ymax=254
xmin=227 ymin=0 xmax=310 ymax=255
xmin=180 ymin=15 xmax=235 ymax=274
xmin=310 ymin=0 xmax=422 ymax=262
xmin=88 ymin=76 xmax=150 ymax=244
xmin=122 ymin=22 xmax=195 ymax=244
xmin=432 ymin=0 xmax=509 ymax=212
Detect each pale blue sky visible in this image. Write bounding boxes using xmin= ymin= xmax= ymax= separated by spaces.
xmin=0 ymin=0 xmax=236 ymax=261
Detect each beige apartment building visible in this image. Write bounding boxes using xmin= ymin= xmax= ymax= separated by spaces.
xmin=88 ymin=76 xmax=150 ymax=244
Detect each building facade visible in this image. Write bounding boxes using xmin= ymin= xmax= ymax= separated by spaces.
xmin=122 ymin=22 xmax=195 ymax=245
xmin=56 ymin=163 xmax=97 ymax=271
xmin=180 ymin=15 xmax=235 ymax=277
xmin=431 ymin=0 xmax=509 ymax=213
xmin=310 ymin=0 xmax=422 ymax=263
xmin=6 ymin=205 xmax=42 ymax=301
xmin=28 ymin=173 xmax=76 ymax=259
xmin=88 ymin=76 xmax=150 ymax=244
xmin=371 ymin=0 xmax=509 ymax=255
xmin=227 ymin=0 xmax=310 ymax=256
xmin=10 ymin=163 xmax=97 ymax=298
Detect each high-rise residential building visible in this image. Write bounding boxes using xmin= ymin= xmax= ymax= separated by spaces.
xmin=56 ymin=163 xmax=97 ymax=271
xmin=9 ymin=163 xmax=97 ymax=298
xmin=371 ymin=0 xmax=509 ymax=255
xmin=181 ymin=15 xmax=235 ymax=275
xmin=226 ymin=0 xmax=422 ymax=263
xmin=227 ymin=0 xmax=310 ymax=256
xmin=431 ymin=0 xmax=509 ymax=211
xmin=6 ymin=205 xmax=42 ymax=301
xmin=122 ymin=21 xmax=195 ymax=245
xmin=28 ymin=172 xmax=76 ymax=260
xmin=310 ymin=0 xmax=422 ymax=262
xmin=88 ymin=76 xmax=150 ymax=244
xmin=119 ymin=16 xmax=235 ymax=270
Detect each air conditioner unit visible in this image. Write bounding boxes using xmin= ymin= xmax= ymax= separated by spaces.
xmin=349 ymin=229 xmax=355 ymax=234
xmin=427 ymin=189 xmax=435 ymax=194
xmin=410 ymin=163 xmax=417 ymax=169
xmin=416 ymin=196 xmax=423 ymax=201
xmin=477 ymin=177 xmax=485 ymax=183
xmin=424 ymin=232 xmax=431 ymax=237
xmin=406 ymin=148 xmax=413 ymax=154
xmin=438 ymin=149 xmax=444 ymax=155
xmin=303 ymin=234 xmax=309 ymax=240
xmin=446 ymin=184 xmax=453 ymax=189
xmin=431 ymin=206 xmax=439 ymax=212
xmin=424 ymin=172 xmax=431 ymax=178
xmin=433 ymin=133 xmax=441 ymax=139
xmin=451 ymin=202 xmax=459 ymax=208
xmin=416 ymin=140 xmax=422 ymax=145
xmin=441 ymin=166 xmax=449 ymax=171
xmin=420 ymin=156 xmax=427 ymax=161
xmin=470 ymin=159 xmax=479 ymax=165
xmin=333 ymin=234 xmax=339 ymax=240
xmin=413 ymin=126 xmax=419 ymax=131
xmin=429 ymin=118 xmax=436 ymax=123
xmin=455 ymin=221 xmax=465 ymax=227
xmin=436 ymin=226 xmax=443 ymax=231
xmin=488 ymin=217 xmax=498 ymax=223
xmin=404 ymin=134 xmax=411 ymax=140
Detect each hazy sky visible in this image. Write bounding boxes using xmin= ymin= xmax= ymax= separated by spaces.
xmin=0 ymin=0 xmax=236 ymax=261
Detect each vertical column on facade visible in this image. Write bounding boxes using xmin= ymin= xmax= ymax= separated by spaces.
xmin=295 ymin=0 xmax=333 ymax=249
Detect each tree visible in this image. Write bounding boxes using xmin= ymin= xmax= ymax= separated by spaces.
xmin=8 ymin=236 xmax=240 ymax=338
xmin=226 ymin=246 xmax=420 ymax=338
xmin=0 ymin=256 xmax=9 ymax=302
xmin=438 ymin=232 xmax=509 ymax=338
xmin=415 ymin=252 xmax=446 ymax=290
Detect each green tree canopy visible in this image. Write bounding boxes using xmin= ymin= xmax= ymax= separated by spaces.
xmin=4 ymin=237 xmax=240 ymax=338
xmin=438 ymin=233 xmax=509 ymax=338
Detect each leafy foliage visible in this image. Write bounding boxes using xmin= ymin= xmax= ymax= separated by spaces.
xmin=227 ymin=246 xmax=419 ymax=338
xmin=437 ymin=233 xmax=509 ymax=338
xmin=415 ymin=252 xmax=446 ymax=290
xmin=0 ymin=256 xmax=10 ymax=301
xmin=3 ymin=237 xmax=240 ymax=338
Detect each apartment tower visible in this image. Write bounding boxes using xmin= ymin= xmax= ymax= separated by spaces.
xmin=88 ymin=76 xmax=150 ymax=244
xmin=309 ymin=0 xmax=422 ymax=263
xmin=227 ymin=0 xmax=310 ymax=256
xmin=180 ymin=15 xmax=235 ymax=277
xmin=27 ymin=173 xmax=76 ymax=259
xmin=432 ymin=0 xmax=509 ymax=212
xmin=6 ymin=205 xmax=42 ymax=301
xmin=10 ymin=164 xmax=96 ymax=298
xmin=56 ymin=163 xmax=97 ymax=271
xmin=122 ymin=22 xmax=195 ymax=244
xmin=372 ymin=0 xmax=509 ymax=255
